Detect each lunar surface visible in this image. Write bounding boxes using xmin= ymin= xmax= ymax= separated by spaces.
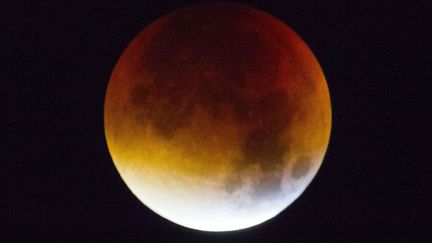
xmin=104 ymin=2 xmax=331 ymax=231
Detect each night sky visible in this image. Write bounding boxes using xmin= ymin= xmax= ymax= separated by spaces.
xmin=3 ymin=0 xmax=430 ymax=241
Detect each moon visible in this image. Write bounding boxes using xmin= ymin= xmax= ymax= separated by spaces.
xmin=104 ymin=2 xmax=331 ymax=232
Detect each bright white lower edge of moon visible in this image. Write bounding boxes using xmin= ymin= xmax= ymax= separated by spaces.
xmin=118 ymin=154 xmax=324 ymax=231
xmin=104 ymin=2 xmax=331 ymax=232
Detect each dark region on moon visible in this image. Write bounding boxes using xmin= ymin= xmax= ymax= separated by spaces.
xmin=291 ymin=156 xmax=311 ymax=179
xmin=224 ymin=127 xmax=286 ymax=200
xmin=128 ymin=3 xmax=305 ymax=199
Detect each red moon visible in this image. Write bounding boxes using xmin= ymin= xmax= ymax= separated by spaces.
xmin=104 ymin=2 xmax=331 ymax=231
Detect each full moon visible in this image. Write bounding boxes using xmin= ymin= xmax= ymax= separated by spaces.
xmin=104 ymin=2 xmax=331 ymax=232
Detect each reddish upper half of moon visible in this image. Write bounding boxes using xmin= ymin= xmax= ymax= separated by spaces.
xmin=105 ymin=2 xmax=331 ymax=182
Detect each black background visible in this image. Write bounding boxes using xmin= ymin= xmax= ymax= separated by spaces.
xmin=2 ymin=0 xmax=430 ymax=241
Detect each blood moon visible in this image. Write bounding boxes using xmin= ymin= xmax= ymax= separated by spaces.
xmin=104 ymin=2 xmax=331 ymax=231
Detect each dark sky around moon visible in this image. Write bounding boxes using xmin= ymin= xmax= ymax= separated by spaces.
xmin=2 ymin=0 xmax=430 ymax=241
